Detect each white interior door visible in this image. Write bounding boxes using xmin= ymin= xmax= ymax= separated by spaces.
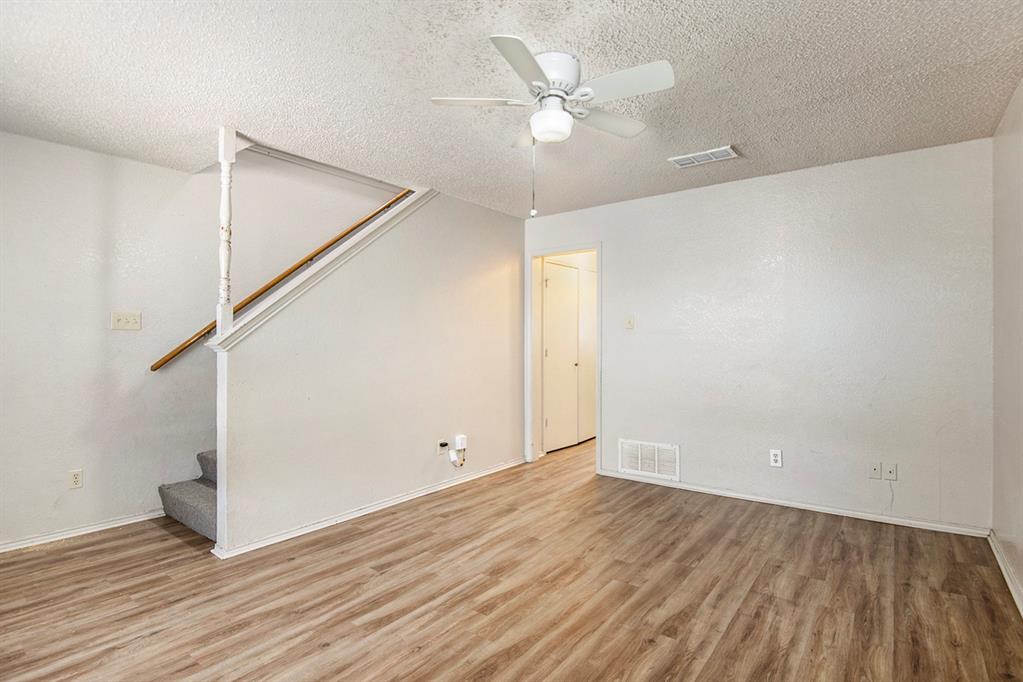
xmin=577 ymin=268 xmax=597 ymax=441
xmin=543 ymin=262 xmax=579 ymax=452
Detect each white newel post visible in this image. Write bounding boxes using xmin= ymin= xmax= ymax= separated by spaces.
xmin=216 ymin=127 xmax=236 ymax=333
xmin=212 ymin=126 xmax=236 ymax=557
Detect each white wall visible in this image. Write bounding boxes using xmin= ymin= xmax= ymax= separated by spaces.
xmin=219 ymin=193 xmax=524 ymax=551
xmin=527 ymin=139 xmax=993 ymax=530
xmin=0 ymin=132 xmax=397 ymax=547
xmin=993 ymin=78 xmax=1023 ymax=600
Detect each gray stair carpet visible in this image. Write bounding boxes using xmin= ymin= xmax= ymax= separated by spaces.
xmin=197 ymin=449 xmax=216 ymax=483
xmin=158 ymin=450 xmax=217 ymax=541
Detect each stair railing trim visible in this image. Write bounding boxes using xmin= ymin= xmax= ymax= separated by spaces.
xmin=207 ymin=187 xmax=437 ymax=353
xmin=150 ymin=186 xmax=418 ymax=371
xmin=244 ymin=143 xmax=403 ymax=195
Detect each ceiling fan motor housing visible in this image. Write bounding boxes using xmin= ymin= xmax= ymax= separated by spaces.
xmin=534 ymin=51 xmax=580 ymax=94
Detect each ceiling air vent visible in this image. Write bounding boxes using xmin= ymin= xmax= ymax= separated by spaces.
xmin=619 ymin=438 xmax=680 ymax=481
xmin=668 ymin=145 xmax=738 ymax=169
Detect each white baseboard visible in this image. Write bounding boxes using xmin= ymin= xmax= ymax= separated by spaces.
xmin=989 ymin=531 xmax=1023 ymax=618
xmin=212 ymin=458 xmax=524 ymax=559
xmin=598 ymin=469 xmax=991 ymax=538
xmin=0 ymin=510 xmax=165 ymax=554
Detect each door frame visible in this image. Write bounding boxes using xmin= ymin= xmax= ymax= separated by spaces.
xmin=523 ymin=241 xmax=602 ymax=476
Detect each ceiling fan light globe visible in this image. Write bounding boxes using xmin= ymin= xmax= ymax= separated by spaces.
xmin=529 ymin=109 xmax=573 ymax=143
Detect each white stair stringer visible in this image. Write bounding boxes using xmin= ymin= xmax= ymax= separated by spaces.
xmin=207 ymin=186 xmax=436 ymax=352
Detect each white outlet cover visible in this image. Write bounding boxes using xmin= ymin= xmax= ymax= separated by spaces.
xmin=769 ymin=449 xmax=783 ymax=467
xmin=70 ymin=469 xmax=83 ymax=488
xmin=111 ymin=311 xmax=142 ymax=330
xmin=884 ymin=463 xmax=898 ymax=481
xmin=869 ymin=462 xmax=883 ymax=479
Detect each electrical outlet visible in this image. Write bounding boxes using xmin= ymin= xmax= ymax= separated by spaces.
xmin=884 ymin=463 xmax=898 ymax=481
xmin=111 ymin=311 xmax=141 ymax=330
xmin=70 ymin=469 xmax=83 ymax=489
xmin=437 ymin=440 xmax=449 ymax=456
xmin=769 ymin=449 xmax=783 ymax=468
xmin=869 ymin=462 xmax=882 ymax=479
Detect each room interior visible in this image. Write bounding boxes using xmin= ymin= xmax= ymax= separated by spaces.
xmin=0 ymin=1 xmax=1021 ymax=679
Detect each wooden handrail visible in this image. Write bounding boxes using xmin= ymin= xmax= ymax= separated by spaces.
xmin=150 ymin=188 xmax=414 ymax=371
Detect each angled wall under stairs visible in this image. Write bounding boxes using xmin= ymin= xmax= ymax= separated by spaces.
xmin=206 ymin=190 xmax=525 ymax=557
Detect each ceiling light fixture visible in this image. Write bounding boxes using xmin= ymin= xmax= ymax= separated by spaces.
xmin=529 ymin=102 xmax=573 ymax=143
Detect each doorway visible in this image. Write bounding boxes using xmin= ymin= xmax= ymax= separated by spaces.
xmin=531 ymin=250 xmax=598 ymax=457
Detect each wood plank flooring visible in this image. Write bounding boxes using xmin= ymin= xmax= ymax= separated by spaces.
xmin=2 ymin=441 xmax=1021 ymax=681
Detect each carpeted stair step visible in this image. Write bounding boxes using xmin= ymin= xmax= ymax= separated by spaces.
xmin=197 ymin=449 xmax=217 ymax=483
xmin=158 ymin=478 xmax=216 ymax=541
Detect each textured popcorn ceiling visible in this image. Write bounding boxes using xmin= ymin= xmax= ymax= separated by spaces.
xmin=1 ymin=1 xmax=1021 ymax=218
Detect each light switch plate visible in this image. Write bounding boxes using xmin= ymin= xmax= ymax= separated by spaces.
xmin=111 ymin=311 xmax=142 ymax=331
xmin=625 ymin=315 xmax=636 ymax=330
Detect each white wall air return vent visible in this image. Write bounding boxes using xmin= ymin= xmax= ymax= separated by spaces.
xmin=668 ymin=145 xmax=738 ymax=169
xmin=619 ymin=438 xmax=680 ymax=481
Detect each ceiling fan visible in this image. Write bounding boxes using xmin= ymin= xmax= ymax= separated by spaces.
xmin=431 ymin=35 xmax=675 ymax=146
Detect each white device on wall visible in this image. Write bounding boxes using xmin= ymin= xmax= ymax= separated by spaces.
xmin=448 ymin=434 xmax=468 ymax=468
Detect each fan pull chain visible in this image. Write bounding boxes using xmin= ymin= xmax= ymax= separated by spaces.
xmin=529 ymin=138 xmax=538 ymax=218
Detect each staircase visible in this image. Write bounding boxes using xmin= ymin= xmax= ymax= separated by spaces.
xmin=158 ymin=450 xmax=217 ymax=541
xmin=146 ymin=133 xmax=423 ymax=554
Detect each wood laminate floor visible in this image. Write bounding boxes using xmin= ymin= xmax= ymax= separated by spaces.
xmin=2 ymin=441 xmax=1021 ymax=681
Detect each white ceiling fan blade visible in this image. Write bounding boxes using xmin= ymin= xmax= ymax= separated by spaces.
xmin=578 ymin=108 xmax=647 ymax=137
xmin=431 ymin=97 xmax=518 ymax=107
xmin=490 ymin=35 xmax=550 ymax=88
xmin=581 ymin=60 xmax=674 ymax=105
xmin=512 ymin=126 xmax=534 ymax=148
